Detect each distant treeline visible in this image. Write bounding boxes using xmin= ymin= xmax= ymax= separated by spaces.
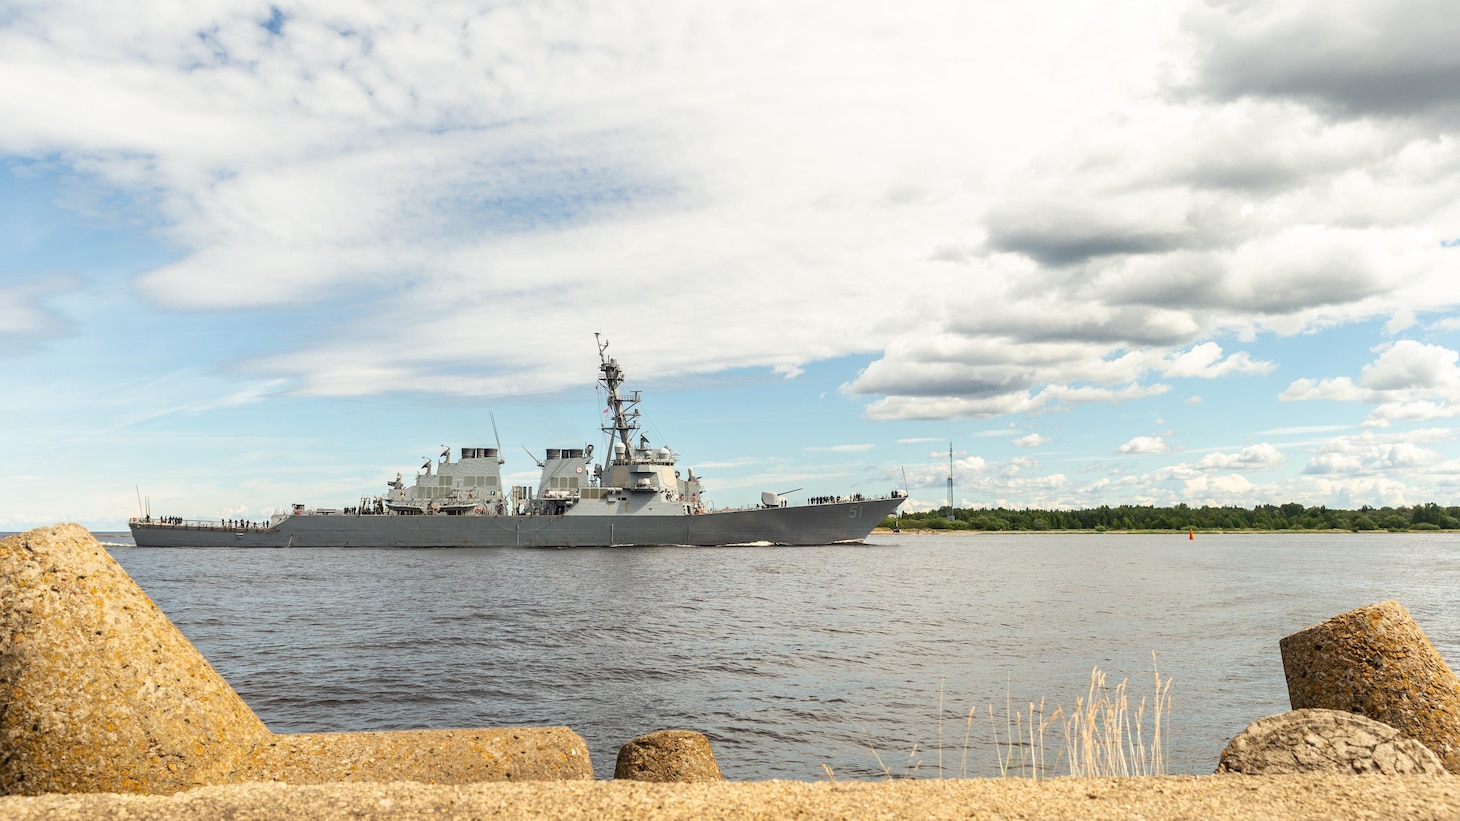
xmin=881 ymin=502 xmax=1460 ymax=532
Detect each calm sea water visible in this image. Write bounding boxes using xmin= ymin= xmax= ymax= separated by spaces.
xmin=99 ymin=531 xmax=1460 ymax=781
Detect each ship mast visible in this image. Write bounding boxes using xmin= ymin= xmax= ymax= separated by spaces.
xmin=596 ymin=334 xmax=640 ymax=461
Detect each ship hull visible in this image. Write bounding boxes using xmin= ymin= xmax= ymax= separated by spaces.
xmin=128 ymin=496 xmax=904 ymax=548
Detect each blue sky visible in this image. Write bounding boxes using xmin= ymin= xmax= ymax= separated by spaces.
xmin=4 ymin=0 xmax=1460 ymax=531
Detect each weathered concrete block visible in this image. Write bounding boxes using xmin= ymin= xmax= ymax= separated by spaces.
xmin=614 ymin=730 xmax=723 ymax=782
xmin=0 ymin=524 xmax=592 ymax=795
xmin=1216 ymin=709 xmax=1447 ymax=775
xmin=259 ymin=728 xmax=592 ymax=784
xmin=0 ymin=523 xmax=272 ymax=794
xmin=1280 ymin=600 xmax=1460 ymax=774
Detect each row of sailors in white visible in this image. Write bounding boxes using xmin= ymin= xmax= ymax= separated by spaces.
xmin=809 ymin=493 xmax=866 ymax=505
xmin=222 ymin=519 xmax=264 ymax=530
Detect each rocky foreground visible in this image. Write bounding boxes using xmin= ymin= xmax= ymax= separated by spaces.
xmin=3 ymin=775 xmax=1459 ymax=820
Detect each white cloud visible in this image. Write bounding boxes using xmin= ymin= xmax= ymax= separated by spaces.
xmin=1194 ymin=443 xmax=1286 ymax=472
xmin=896 ymin=455 xmax=987 ymax=490
xmin=1044 ymin=383 xmax=1173 ymax=407
xmin=863 ymin=393 xmax=1040 ymax=422
xmin=1280 ymin=376 xmax=1365 ymax=402
xmin=1184 ymin=0 xmax=1460 ymax=121
xmin=1011 ymin=433 xmax=1050 ymax=448
xmin=1163 ymin=342 xmax=1275 ymax=378
xmin=1302 ymin=432 xmax=1443 ymax=476
xmin=1282 ymin=340 xmax=1460 ymax=425
xmin=1261 ymin=424 xmax=1351 ymax=436
xmin=1182 ymin=472 xmax=1257 ymax=498
xmin=1116 ymin=435 xmax=1172 ymax=455
xmin=0 ymin=0 xmax=1452 ymax=418
xmin=0 ymin=273 xmax=80 ymax=345
xmin=774 ymin=364 xmax=807 ymax=380
xmin=1360 ymin=340 xmax=1460 ymax=390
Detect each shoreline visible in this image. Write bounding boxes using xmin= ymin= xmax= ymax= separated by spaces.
xmin=4 ymin=775 xmax=1458 ymax=820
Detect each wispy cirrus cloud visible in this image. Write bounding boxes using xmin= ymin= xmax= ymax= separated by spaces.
xmin=0 ymin=273 xmax=80 ymax=351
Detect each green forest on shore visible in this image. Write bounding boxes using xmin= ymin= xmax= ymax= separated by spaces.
xmin=880 ymin=502 xmax=1460 ymax=532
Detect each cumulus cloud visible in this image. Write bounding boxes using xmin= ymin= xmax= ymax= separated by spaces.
xmin=1282 ymin=340 xmax=1460 ymax=425
xmin=863 ymin=393 xmax=1039 ymax=422
xmin=985 ymin=196 xmax=1193 ymax=267
xmin=1194 ymin=443 xmax=1286 ymax=472
xmin=1116 ymin=435 xmax=1172 ymax=455
xmin=1361 ymin=340 xmax=1460 ymax=390
xmin=1303 ymin=435 xmax=1441 ymax=476
xmin=1183 ymin=0 xmax=1460 ymax=121
xmin=1011 ymin=433 xmax=1050 ymax=448
xmin=1163 ymin=342 xmax=1274 ymax=378
xmin=897 ymin=454 xmax=986 ymax=490
xmin=839 ymin=0 xmax=1460 ymax=425
xmin=1181 ymin=472 xmax=1257 ymax=498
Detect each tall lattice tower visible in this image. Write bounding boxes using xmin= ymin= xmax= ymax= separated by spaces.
xmin=946 ymin=442 xmax=955 ymax=522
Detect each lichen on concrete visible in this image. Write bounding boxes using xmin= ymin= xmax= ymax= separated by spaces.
xmin=1281 ymin=600 xmax=1460 ymax=774
xmin=614 ymin=730 xmax=723 ymax=782
xmin=0 ymin=524 xmax=592 ymax=795
xmin=1217 ymin=709 xmax=1447 ymax=775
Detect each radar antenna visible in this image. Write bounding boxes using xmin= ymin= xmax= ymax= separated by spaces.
xmin=595 ymin=333 xmax=641 ymax=461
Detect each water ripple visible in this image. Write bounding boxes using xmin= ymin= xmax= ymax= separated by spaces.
xmin=110 ymin=533 xmax=1460 ymax=780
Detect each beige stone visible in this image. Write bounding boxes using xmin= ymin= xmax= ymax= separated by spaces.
xmin=1216 ymin=709 xmax=1447 ymax=775
xmin=1280 ymin=600 xmax=1460 ymax=774
xmin=0 ymin=524 xmax=592 ymax=795
xmin=614 ymin=730 xmax=723 ymax=782
xmin=6 ymin=775 xmax=1460 ymax=821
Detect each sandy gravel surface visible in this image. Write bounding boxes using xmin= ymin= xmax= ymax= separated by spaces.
xmin=3 ymin=775 xmax=1457 ymax=820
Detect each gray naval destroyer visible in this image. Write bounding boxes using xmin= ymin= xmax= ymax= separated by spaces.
xmin=129 ymin=338 xmax=906 ymax=548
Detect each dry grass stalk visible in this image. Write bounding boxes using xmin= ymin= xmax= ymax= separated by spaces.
xmin=856 ymin=655 xmax=1170 ymax=781
xmin=938 ymin=676 xmax=945 ymax=779
xmin=1062 ymin=653 xmax=1171 ymax=777
xmin=987 ymin=698 xmax=1063 ymax=779
xmin=864 ymin=730 xmax=892 ymax=779
xmin=959 ymin=705 xmax=976 ymax=778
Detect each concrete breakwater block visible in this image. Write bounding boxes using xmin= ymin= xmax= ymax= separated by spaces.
xmin=0 ymin=524 xmax=592 ymax=795
xmin=1280 ymin=600 xmax=1460 ymax=774
xmin=614 ymin=730 xmax=723 ymax=782
xmin=1216 ymin=709 xmax=1446 ymax=775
